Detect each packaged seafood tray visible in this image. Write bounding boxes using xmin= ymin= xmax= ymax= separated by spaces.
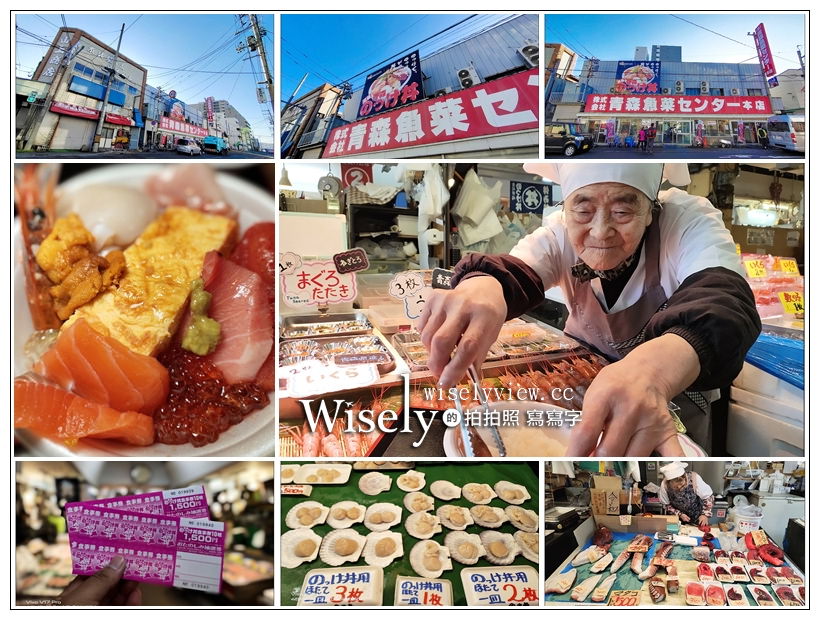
xmin=280 ymin=335 xmax=396 ymax=375
xmin=392 ymin=330 xmax=504 ymax=371
xmin=495 ymin=322 xmax=581 ymax=357
xmin=280 ymin=312 xmax=372 ymax=340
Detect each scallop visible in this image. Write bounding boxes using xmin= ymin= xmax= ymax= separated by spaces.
xmin=358 ymin=472 xmax=392 ymax=496
xmin=363 ymin=531 xmax=404 ymax=568
xmin=480 ymin=531 xmax=519 ymax=565
xmin=430 ymin=480 xmax=462 ymax=501
xmin=514 ymin=531 xmax=539 ymax=563
xmin=470 ymin=505 xmax=509 ymax=528
xmin=318 ymin=528 xmax=366 ymax=566
xmin=505 ymin=506 xmax=539 ymax=532
xmin=462 ymin=483 xmax=496 ymax=504
xmin=444 ymin=531 xmax=485 ymax=565
xmin=285 ymin=501 xmax=329 ymax=529
xmin=409 ymin=540 xmax=453 ymax=579
xmin=405 ymin=511 xmax=442 ymax=539
xmin=326 ymin=501 xmax=366 ymax=529
xmin=396 ymin=470 xmax=426 ymax=492
xmin=281 ymin=528 xmax=322 ymax=568
xmin=363 ymin=503 xmax=402 ymax=532
xmin=494 ymin=481 xmax=531 ymax=505
xmin=280 ymin=464 xmax=300 ymax=484
xmin=436 ymin=504 xmax=474 ymax=531
xmin=403 ymin=492 xmax=435 ymax=513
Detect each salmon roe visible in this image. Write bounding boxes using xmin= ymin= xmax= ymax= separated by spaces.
xmin=155 ymin=347 xmax=270 ymax=446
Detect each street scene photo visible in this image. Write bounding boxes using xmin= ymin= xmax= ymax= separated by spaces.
xmin=544 ymin=13 xmax=804 ymax=159
xmin=281 ymin=14 xmax=540 ymax=159
xmin=15 ymin=14 xmax=274 ymax=158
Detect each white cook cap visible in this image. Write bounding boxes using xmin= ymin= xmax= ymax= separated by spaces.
xmin=659 ymin=461 xmax=689 ymax=480
xmin=522 ymin=163 xmax=691 ymax=201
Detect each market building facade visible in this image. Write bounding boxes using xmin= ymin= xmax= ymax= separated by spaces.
xmin=20 ymin=28 xmax=146 ymax=152
xmin=283 ymin=14 xmax=540 ymax=159
xmin=142 ymin=85 xmax=208 ymax=149
xmin=549 ymin=53 xmax=782 ymax=147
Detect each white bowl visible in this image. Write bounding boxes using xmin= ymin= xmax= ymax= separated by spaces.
xmin=14 ymin=164 xmax=275 ymax=457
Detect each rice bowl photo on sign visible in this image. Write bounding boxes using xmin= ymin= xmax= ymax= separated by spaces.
xmin=13 ymin=163 xmax=275 ymax=457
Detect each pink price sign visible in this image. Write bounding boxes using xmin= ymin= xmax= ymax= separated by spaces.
xmin=281 ymin=260 xmax=357 ymax=308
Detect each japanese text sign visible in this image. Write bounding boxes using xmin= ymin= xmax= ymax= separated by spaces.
xmin=298 ymin=566 xmax=382 ymax=606
xmin=778 ymin=291 xmax=804 ymax=314
xmin=281 ymin=359 xmax=379 ymax=399
xmin=282 ymin=260 xmax=358 ymax=308
xmin=158 ymin=116 xmax=208 ymax=137
xmin=585 ymin=94 xmax=772 ymax=116
xmin=394 ymin=576 xmax=453 ymax=606
xmin=615 ymin=61 xmax=662 ymax=94
xmin=358 ymin=51 xmax=424 ymax=120
xmin=82 ymin=485 xmax=210 ymax=520
xmin=333 ymin=248 xmax=370 ymax=274
xmin=778 ymin=258 xmax=799 ymax=274
xmin=388 ymin=271 xmax=432 ymax=319
xmin=510 ymin=181 xmax=550 ymax=214
xmin=326 ymin=69 xmax=539 ymax=157
xmin=743 ymin=259 xmax=768 ymax=279
xmin=460 ymin=566 xmax=539 ymax=606
xmin=431 ymin=268 xmax=455 ymax=290
xmin=753 ymin=23 xmax=777 ymax=78
xmin=607 ymin=590 xmax=642 ymax=606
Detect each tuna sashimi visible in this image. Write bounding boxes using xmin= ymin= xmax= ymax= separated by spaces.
xmin=14 ymin=374 xmax=154 ymax=446
xmin=686 ymin=582 xmax=706 ymax=606
xmin=34 ymin=319 xmax=169 ymax=415
xmin=230 ymin=222 xmax=274 ymax=305
xmin=254 ymin=349 xmax=274 ymax=392
xmin=706 ymin=584 xmax=726 ymax=606
xmin=201 ymin=251 xmax=273 ymax=384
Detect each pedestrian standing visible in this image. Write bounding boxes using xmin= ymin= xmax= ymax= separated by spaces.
xmin=757 ymin=125 xmax=769 ymax=149
xmin=647 ymin=123 xmax=657 ymax=153
xmin=638 ymin=127 xmax=647 ymax=152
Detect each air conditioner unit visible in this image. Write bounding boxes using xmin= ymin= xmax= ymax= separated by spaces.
xmin=457 ymin=66 xmax=481 ymax=89
xmin=700 ymin=81 xmax=710 ymax=94
xmin=731 ymin=88 xmax=740 ymax=96
xmin=674 ymin=80 xmax=684 ymax=93
xmin=434 ymin=87 xmax=453 ymax=98
xmin=517 ymin=44 xmax=539 ymax=68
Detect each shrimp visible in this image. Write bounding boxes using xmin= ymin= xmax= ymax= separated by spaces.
xmin=321 ymin=433 xmax=344 ymax=457
xmin=300 ymin=421 xmax=321 ymax=457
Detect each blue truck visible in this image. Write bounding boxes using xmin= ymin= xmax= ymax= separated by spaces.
xmin=202 ymin=136 xmax=229 ymax=155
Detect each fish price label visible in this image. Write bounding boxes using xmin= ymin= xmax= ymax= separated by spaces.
xmin=743 ymin=259 xmax=767 ymax=279
xmin=394 ymin=576 xmax=452 ymax=606
xmin=607 ymin=590 xmax=642 ymax=606
xmin=298 ymin=567 xmax=383 ymax=606
xmin=460 ymin=566 xmax=539 ymax=606
xmin=778 ymin=291 xmax=804 ymax=314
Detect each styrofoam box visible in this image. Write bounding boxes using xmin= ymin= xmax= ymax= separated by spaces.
xmin=729 ymin=386 xmax=803 ymax=424
xmin=732 ymin=362 xmax=803 ymax=408
xmin=727 ymin=403 xmax=803 ymax=458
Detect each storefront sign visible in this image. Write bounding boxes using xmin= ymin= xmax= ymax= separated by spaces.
xmin=281 ymin=260 xmax=358 ymax=307
xmin=778 ymin=291 xmax=804 ymax=314
xmin=395 ymin=576 xmax=453 ymax=606
xmin=298 ymin=566 xmax=382 ymax=606
xmin=358 ymin=50 xmax=423 ymax=120
xmin=325 ymin=69 xmax=538 ymax=157
xmin=158 ymin=116 xmax=208 ymax=137
xmin=105 ymin=113 xmax=133 ymax=126
xmin=614 ymin=61 xmax=661 ymax=94
xmin=585 ymin=94 xmax=772 ymax=116
xmin=50 ymin=100 xmax=99 ymax=120
xmin=607 ymin=590 xmax=642 ymax=606
xmin=39 ymin=31 xmax=75 ymax=83
xmin=510 ymin=181 xmax=550 ymax=214
xmin=753 ymin=23 xmax=777 ymax=78
xmin=341 ymin=163 xmax=373 ymax=188
xmin=460 ymin=566 xmax=538 ymax=606
xmin=205 ymin=96 xmax=215 ymax=123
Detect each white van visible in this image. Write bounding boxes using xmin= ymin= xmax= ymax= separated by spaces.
xmin=766 ymin=114 xmax=805 ymax=153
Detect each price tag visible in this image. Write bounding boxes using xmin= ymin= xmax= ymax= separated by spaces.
xmin=607 ymin=590 xmax=642 ymax=606
xmin=779 ymin=258 xmax=799 ymax=274
xmin=281 ymin=259 xmax=358 ymax=308
xmin=334 ymin=352 xmax=392 ymax=366
xmin=282 ymin=360 xmax=379 ymax=398
xmin=460 ymin=565 xmax=539 ymax=606
xmin=332 ymin=248 xmax=370 ymax=274
xmin=606 ymin=490 xmax=620 ymax=515
xmin=298 ymin=566 xmax=383 ymax=606
xmin=280 ymin=484 xmax=312 ymax=497
xmin=619 ymin=515 xmax=632 ymax=526
xmin=394 ymin=576 xmax=453 ymax=606
xmin=388 ymin=271 xmax=425 ymax=299
xmin=279 ymin=251 xmax=302 ymax=275
xmin=778 ymin=291 xmax=804 ymax=314
xmin=431 ymin=268 xmax=455 ymax=290
xmin=743 ymin=259 xmax=767 ymax=279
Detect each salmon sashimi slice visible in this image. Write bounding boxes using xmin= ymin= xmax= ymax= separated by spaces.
xmin=34 ymin=318 xmax=169 ymax=415
xmin=14 ymin=374 xmax=154 ymax=446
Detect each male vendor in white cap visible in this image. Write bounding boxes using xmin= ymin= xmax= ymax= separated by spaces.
xmin=417 ymin=163 xmax=760 ymax=456
xmin=658 ymin=461 xmax=714 ymax=526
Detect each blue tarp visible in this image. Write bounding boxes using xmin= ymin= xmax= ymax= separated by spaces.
xmin=133 ymin=109 xmax=144 ymax=128
xmin=745 ymin=332 xmax=804 ymax=389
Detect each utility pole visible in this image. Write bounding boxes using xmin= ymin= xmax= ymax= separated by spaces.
xmin=796 ymin=45 xmax=805 ymax=74
xmin=89 ymin=22 xmax=124 ymax=152
xmin=238 ymin=15 xmax=275 ymax=112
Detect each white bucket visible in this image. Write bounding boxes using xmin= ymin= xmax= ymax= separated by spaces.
xmin=735 ymin=514 xmax=763 ymax=534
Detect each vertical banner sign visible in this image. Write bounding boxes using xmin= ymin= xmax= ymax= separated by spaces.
xmin=510 ymin=181 xmax=550 ymax=214
xmin=614 ymin=61 xmax=662 ymax=94
xmin=205 ymin=96 xmax=215 ymax=124
xmin=358 ymin=50 xmax=424 ymax=120
xmin=753 ymin=23 xmax=777 ymax=78
xmin=340 ymin=163 xmax=373 ymax=188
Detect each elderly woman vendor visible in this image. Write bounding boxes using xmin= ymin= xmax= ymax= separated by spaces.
xmin=417 ymin=163 xmax=761 ymax=456
xmin=658 ymin=461 xmax=714 ymax=525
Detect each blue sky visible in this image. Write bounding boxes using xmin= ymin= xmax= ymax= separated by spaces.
xmin=280 ymin=13 xmax=517 ymax=103
xmin=15 ymin=13 xmax=274 ymax=143
xmin=547 ymin=13 xmax=805 ymax=72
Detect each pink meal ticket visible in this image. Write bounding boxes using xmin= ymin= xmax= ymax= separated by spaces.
xmin=81 ymin=485 xmax=211 ymax=519
xmin=65 ymin=501 xmax=225 ymax=593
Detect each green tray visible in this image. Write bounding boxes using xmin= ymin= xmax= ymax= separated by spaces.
xmin=280 ymin=461 xmax=538 ymax=606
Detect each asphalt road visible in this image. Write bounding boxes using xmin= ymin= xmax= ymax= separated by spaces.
xmin=16 ymin=149 xmax=273 ymax=160
xmin=546 ymin=145 xmax=803 ymax=159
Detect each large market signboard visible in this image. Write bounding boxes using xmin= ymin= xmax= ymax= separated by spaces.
xmin=614 ymin=61 xmax=662 ymax=94
xmin=584 ymin=94 xmax=772 ymax=116
xmin=324 ymin=68 xmax=538 ymax=158
xmin=358 ymin=51 xmax=424 ymax=120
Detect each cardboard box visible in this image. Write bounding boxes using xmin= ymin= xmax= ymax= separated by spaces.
xmin=591 ymin=475 xmax=622 ymax=491
xmin=594 ymin=514 xmax=675 ymax=533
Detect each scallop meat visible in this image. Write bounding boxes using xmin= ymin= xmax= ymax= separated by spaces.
xmin=403 ymin=492 xmax=435 ymax=513
xmin=363 ymin=503 xmax=402 ymax=532
xmin=363 ymin=531 xmax=404 ymax=568
xmin=480 ymin=531 xmax=519 ymax=565
xmin=285 ymin=501 xmax=329 ymax=529
xmin=494 ymin=481 xmax=531 ymax=505
xmin=462 ymin=483 xmax=496 ymax=504
xmin=470 ymin=505 xmax=509 ymax=528
xmin=326 ymin=501 xmax=366 ymax=529
xmin=409 ymin=540 xmax=453 ymax=579
xmin=405 ymin=510 xmax=442 ymax=539
xmin=318 ymin=528 xmax=366 ymax=566
xmin=436 ymin=504 xmax=474 ymax=531
xmin=514 ymin=531 xmax=539 ymax=563
xmin=281 ymin=528 xmax=322 ymax=568
xmin=444 ymin=531 xmax=485 ymax=565
xmin=280 ymin=464 xmax=300 ymax=484
xmin=505 ymin=506 xmax=538 ymax=532
xmin=396 ymin=469 xmax=426 ymax=492
xmin=358 ymin=471 xmax=392 ymax=496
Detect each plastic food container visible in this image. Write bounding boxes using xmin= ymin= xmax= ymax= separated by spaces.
xmin=368 ymin=304 xmax=413 ymax=334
